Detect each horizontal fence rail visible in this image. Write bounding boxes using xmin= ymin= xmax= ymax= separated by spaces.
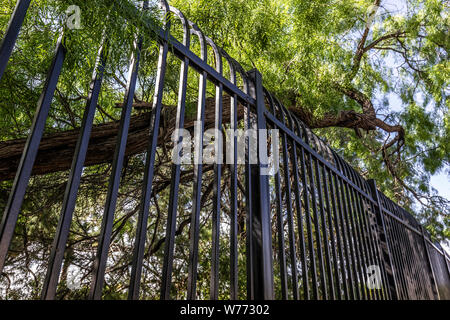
xmin=0 ymin=0 xmax=448 ymax=300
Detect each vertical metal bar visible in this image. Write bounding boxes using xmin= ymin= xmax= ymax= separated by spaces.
xmin=421 ymin=227 xmax=440 ymax=300
xmin=371 ymin=207 xmax=391 ymax=300
xmin=412 ymin=231 xmax=428 ymax=298
xmin=387 ymin=215 xmax=407 ymax=299
xmin=423 ymin=236 xmax=436 ymax=299
xmin=353 ymin=189 xmax=378 ymax=299
xmin=392 ymin=209 xmax=416 ymax=299
xmin=406 ymin=229 xmax=422 ymax=299
xmin=413 ymin=231 xmax=429 ymax=299
xmin=158 ymin=49 xmax=188 ymax=300
xmin=156 ymin=7 xmax=192 ymax=300
xmin=342 ymin=182 xmax=367 ymax=300
xmin=383 ymin=199 xmax=407 ymax=300
xmin=314 ymin=160 xmax=335 ymax=300
xmin=273 ymin=128 xmax=288 ymax=300
xmin=358 ymin=196 xmax=387 ymax=300
xmin=42 ymin=42 xmax=107 ymax=300
xmin=326 ymin=169 xmax=347 ymax=300
xmin=337 ymin=162 xmax=364 ymax=300
xmin=298 ymin=147 xmax=317 ymax=299
xmin=395 ymin=209 xmax=416 ymax=299
xmin=339 ymin=183 xmax=363 ymax=299
xmin=229 ymin=68 xmax=239 ymax=301
xmin=209 ymin=43 xmax=223 ymax=301
xmin=417 ymin=225 xmax=434 ymax=299
xmin=385 ymin=202 xmax=404 ymax=299
xmin=333 ymin=174 xmax=356 ymax=299
xmin=353 ymin=191 xmax=383 ymax=300
xmin=394 ymin=218 xmax=414 ymax=298
xmin=414 ymin=230 xmax=430 ymax=299
xmin=90 ymin=35 xmax=143 ymax=300
xmin=305 ymin=152 xmax=328 ymax=299
xmin=0 ymin=36 xmax=66 ymax=275
xmin=277 ymin=102 xmax=299 ymax=300
xmin=0 ymin=0 xmax=31 ymax=81
xmin=348 ymin=189 xmax=371 ymax=299
xmin=392 ymin=219 xmax=413 ymax=300
xmin=248 ymin=69 xmax=274 ymax=300
xmin=367 ymin=180 xmax=399 ymax=300
xmin=186 ymin=31 xmax=208 ymax=301
xmin=245 ymin=92 xmax=254 ymax=301
xmin=268 ymin=98 xmax=288 ymax=299
xmin=408 ymin=230 xmax=424 ymax=298
xmin=128 ymin=43 xmax=170 ymax=301
xmin=398 ymin=219 xmax=419 ymax=299
xmin=445 ymin=252 xmax=450 ymax=280
xmin=349 ymin=189 xmax=373 ymax=300
xmin=290 ymin=117 xmax=309 ymax=299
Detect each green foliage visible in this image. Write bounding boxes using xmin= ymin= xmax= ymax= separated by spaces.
xmin=171 ymin=0 xmax=449 ymax=241
xmin=0 ymin=0 xmax=448 ymax=299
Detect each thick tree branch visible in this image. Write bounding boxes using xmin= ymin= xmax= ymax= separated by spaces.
xmin=0 ymin=96 xmax=243 ymax=181
xmin=347 ymin=0 xmax=381 ymax=82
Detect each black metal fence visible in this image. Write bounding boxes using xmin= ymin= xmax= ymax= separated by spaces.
xmin=0 ymin=0 xmax=449 ymax=300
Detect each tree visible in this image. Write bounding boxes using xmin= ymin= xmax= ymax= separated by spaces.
xmin=172 ymin=0 xmax=449 ymax=240
xmin=0 ymin=0 xmax=448 ymax=299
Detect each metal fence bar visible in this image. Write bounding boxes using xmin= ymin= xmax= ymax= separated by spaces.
xmin=344 ymin=175 xmax=367 ymax=300
xmin=0 ymin=0 xmax=448 ymax=301
xmin=352 ymin=190 xmax=377 ymax=299
xmin=388 ymin=215 xmax=408 ymax=299
xmin=289 ymin=114 xmax=310 ymax=299
xmin=226 ymin=57 xmax=239 ymax=301
xmin=314 ymin=160 xmax=335 ymax=300
xmin=409 ymin=228 xmax=427 ymax=298
xmin=298 ymin=147 xmax=319 ymax=299
xmin=186 ymin=25 xmax=208 ymax=301
xmin=393 ymin=214 xmax=412 ymax=298
xmin=264 ymin=112 xmax=375 ymax=203
xmin=306 ymin=151 xmax=328 ymax=299
xmin=277 ymin=100 xmax=300 ymax=300
xmin=367 ymin=180 xmax=399 ymax=300
xmin=347 ymin=186 xmax=371 ymax=299
xmin=421 ymin=226 xmax=440 ymax=300
xmin=341 ymin=178 xmax=365 ymax=299
xmin=336 ymin=174 xmax=358 ymax=299
xmin=340 ymin=160 xmax=368 ymax=300
xmin=209 ymin=39 xmax=224 ymax=301
xmin=322 ymin=168 xmax=344 ymax=300
xmin=248 ymin=69 xmax=274 ymax=300
xmin=446 ymin=252 xmax=450 ymax=279
xmin=0 ymin=0 xmax=31 ymax=81
xmin=267 ymin=95 xmax=288 ymax=300
xmin=245 ymin=87 xmax=255 ymax=300
xmin=418 ymin=232 xmax=436 ymax=299
xmin=95 ymin=34 xmax=143 ymax=300
xmin=354 ymin=192 xmax=385 ymax=299
xmin=0 ymin=35 xmax=66 ymax=275
xmin=42 ymin=41 xmax=107 ymax=300
xmin=393 ymin=213 xmax=414 ymax=298
xmin=344 ymin=169 xmax=372 ymax=299
xmin=367 ymin=201 xmax=390 ymax=299
xmin=131 ymin=37 xmax=170 ymax=302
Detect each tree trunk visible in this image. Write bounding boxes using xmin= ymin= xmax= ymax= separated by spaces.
xmin=0 ymin=96 xmax=243 ymax=181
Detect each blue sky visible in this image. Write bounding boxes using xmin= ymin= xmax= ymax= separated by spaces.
xmin=431 ymin=173 xmax=450 ymax=201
